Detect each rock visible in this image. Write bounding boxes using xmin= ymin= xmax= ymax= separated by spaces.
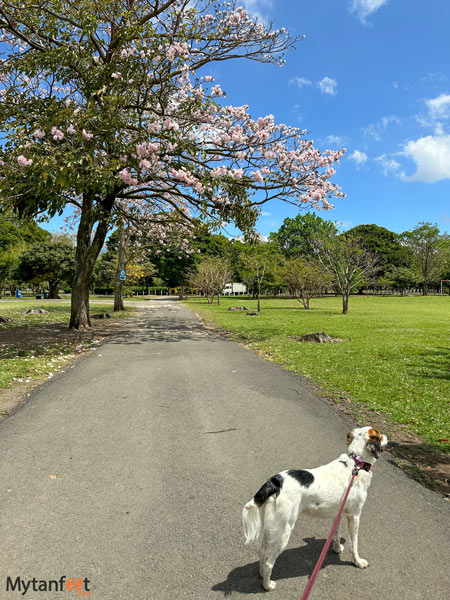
xmin=92 ymin=313 xmax=111 ymax=319
xmin=296 ymin=332 xmax=343 ymax=343
xmin=24 ymin=309 xmax=49 ymax=314
xmin=246 ymin=312 xmax=258 ymax=316
xmin=0 ymin=316 xmax=13 ymax=323
xmin=227 ymin=306 xmax=249 ymax=311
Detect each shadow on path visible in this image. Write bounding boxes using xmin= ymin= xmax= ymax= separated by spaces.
xmin=212 ymin=537 xmax=353 ymax=596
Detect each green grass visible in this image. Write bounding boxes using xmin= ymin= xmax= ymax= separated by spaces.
xmin=0 ymin=300 xmax=132 ymax=392
xmin=185 ymin=295 xmax=450 ymax=452
xmin=0 ymin=300 xmax=129 ymax=329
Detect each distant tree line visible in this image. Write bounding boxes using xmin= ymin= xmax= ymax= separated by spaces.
xmin=3 ymin=213 xmax=449 ymax=315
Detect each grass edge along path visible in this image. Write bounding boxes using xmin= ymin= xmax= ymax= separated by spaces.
xmin=0 ymin=301 xmax=134 ymax=397
xmin=184 ymin=296 xmax=450 ymax=454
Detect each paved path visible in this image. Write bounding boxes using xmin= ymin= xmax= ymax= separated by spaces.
xmin=0 ymin=300 xmax=449 ymax=599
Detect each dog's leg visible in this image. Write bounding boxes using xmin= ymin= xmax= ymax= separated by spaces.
xmin=332 ymin=516 xmax=344 ymax=554
xmin=260 ymin=523 xmax=294 ymax=592
xmin=347 ymin=515 xmax=369 ymax=568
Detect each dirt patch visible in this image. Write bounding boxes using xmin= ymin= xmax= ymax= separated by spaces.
xmin=323 ymin=395 xmax=450 ymax=499
xmin=0 ymin=307 xmax=148 ymax=420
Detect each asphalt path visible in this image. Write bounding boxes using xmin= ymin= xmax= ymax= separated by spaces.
xmin=0 ymin=299 xmax=449 ymax=599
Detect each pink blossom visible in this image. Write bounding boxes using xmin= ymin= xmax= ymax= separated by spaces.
xmin=33 ymin=129 xmax=46 ymax=139
xmin=51 ymin=127 xmax=64 ymax=141
xmin=17 ymin=155 xmax=33 ymax=167
xmin=139 ymin=159 xmax=151 ymax=170
xmin=82 ymin=129 xmax=93 ymax=140
xmin=118 ymin=169 xmax=138 ymax=186
xmin=67 ymin=124 xmax=76 ymax=134
xmin=148 ymin=121 xmax=162 ymax=134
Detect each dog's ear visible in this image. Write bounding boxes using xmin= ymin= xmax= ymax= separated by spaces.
xmin=367 ymin=428 xmax=382 ymax=457
xmin=346 ymin=430 xmax=354 ymax=445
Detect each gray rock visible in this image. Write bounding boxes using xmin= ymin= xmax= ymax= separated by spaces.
xmin=0 ymin=316 xmax=13 ymax=323
xmin=246 ymin=312 xmax=258 ymax=316
xmin=92 ymin=313 xmax=111 ymax=319
xmin=24 ymin=309 xmax=49 ymax=315
xmin=227 ymin=306 xmax=249 ymax=311
xmin=296 ymin=332 xmax=343 ymax=343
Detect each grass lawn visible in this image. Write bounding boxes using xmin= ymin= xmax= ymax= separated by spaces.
xmin=185 ymin=295 xmax=450 ymax=452
xmin=0 ymin=300 xmax=132 ymax=393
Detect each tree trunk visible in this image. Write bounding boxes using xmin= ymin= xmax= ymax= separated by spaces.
xmin=48 ymin=279 xmax=61 ymax=299
xmin=70 ymin=193 xmax=116 ymax=329
xmin=217 ymin=293 xmax=220 ymax=305
xmin=257 ymin=283 xmax=261 ymax=313
xmin=114 ymin=220 xmax=126 ymax=312
xmin=342 ymin=293 xmax=349 ymax=314
xmin=422 ymin=282 xmax=428 ymax=296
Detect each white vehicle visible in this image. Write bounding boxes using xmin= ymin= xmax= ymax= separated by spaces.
xmin=222 ymin=282 xmax=247 ymax=296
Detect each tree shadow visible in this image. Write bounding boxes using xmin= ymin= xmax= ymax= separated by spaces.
xmin=105 ymin=314 xmax=221 ymax=345
xmin=212 ymin=537 xmax=353 ymax=596
xmin=406 ymin=346 xmax=450 ymax=381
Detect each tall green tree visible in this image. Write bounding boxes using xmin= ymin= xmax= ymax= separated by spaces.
xmin=16 ymin=238 xmax=75 ymax=298
xmin=402 ymin=222 xmax=448 ymax=295
xmin=345 ymin=224 xmax=411 ymax=273
xmin=270 ymin=213 xmax=337 ymax=258
xmin=0 ymin=216 xmax=51 ymax=294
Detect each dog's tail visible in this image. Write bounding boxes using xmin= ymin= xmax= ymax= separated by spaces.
xmin=242 ymin=474 xmax=283 ymax=544
xmin=242 ymin=499 xmax=262 ymax=544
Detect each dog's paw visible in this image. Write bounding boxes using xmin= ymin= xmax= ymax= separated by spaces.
xmin=354 ymin=558 xmax=369 ymax=569
xmin=263 ymin=580 xmax=277 ymax=591
xmin=332 ymin=541 xmax=344 ymax=554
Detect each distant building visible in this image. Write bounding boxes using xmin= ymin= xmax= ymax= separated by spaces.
xmin=222 ymin=282 xmax=247 ymax=296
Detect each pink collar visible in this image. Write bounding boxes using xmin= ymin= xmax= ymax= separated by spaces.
xmin=349 ymin=453 xmax=372 ymax=473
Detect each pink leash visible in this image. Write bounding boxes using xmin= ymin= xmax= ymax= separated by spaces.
xmin=300 ymin=466 xmax=360 ymax=600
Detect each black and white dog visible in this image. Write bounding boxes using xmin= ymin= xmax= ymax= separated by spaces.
xmin=242 ymin=426 xmax=388 ymax=591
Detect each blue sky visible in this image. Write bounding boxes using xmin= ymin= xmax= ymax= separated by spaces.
xmin=210 ymin=0 xmax=450 ymax=237
xmin=35 ymin=0 xmax=449 ymax=237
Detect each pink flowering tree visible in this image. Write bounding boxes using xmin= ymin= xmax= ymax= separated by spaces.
xmin=0 ymin=0 xmax=345 ymax=328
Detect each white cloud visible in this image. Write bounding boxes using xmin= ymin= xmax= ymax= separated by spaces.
xmin=324 ymin=135 xmax=345 ymax=146
xmin=349 ymin=0 xmax=389 ymax=25
xmin=403 ymin=134 xmax=450 ymax=182
xmin=363 ymin=115 xmax=400 ymax=141
xmin=426 ymin=93 xmax=450 ymax=120
xmin=289 ymin=76 xmax=312 ymax=88
xmin=350 ymin=150 xmax=368 ymax=165
xmin=376 ymin=154 xmax=402 ymax=177
xmin=241 ymin=0 xmax=273 ymax=24
xmin=261 ymin=211 xmax=271 ymax=216
xmin=318 ymin=77 xmax=338 ymax=96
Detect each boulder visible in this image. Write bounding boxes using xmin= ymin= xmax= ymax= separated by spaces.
xmin=24 ymin=308 xmax=48 ymax=314
xmin=0 ymin=316 xmax=13 ymax=323
xmin=227 ymin=306 xmax=249 ymax=311
xmin=246 ymin=312 xmax=258 ymax=316
xmin=92 ymin=313 xmax=111 ymax=319
xmin=296 ymin=332 xmax=343 ymax=343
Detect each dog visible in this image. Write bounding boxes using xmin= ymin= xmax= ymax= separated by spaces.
xmin=242 ymin=426 xmax=388 ymax=591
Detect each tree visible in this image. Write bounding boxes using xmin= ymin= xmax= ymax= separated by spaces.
xmin=345 ymin=224 xmax=411 ymax=278
xmin=0 ymin=0 xmax=345 ymax=328
xmin=0 ymin=216 xmax=51 ymax=295
xmin=402 ymin=222 xmax=448 ymax=295
xmin=314 ymin=236 xmax=379 ymax=314
xmin=237 ymin=241 xmax=281 ymax=312
xmin=189 ymin=256 xmax=232 ymax=304
xmin=385 ymin=266 xmax=419 ymax=296
xmin=270 ymin=212 xmax=337 ymax=258
xmin=16 ymin=238 xmax=75 ymax=298
xmin=280 ymin=257 xmax=331 ymax=309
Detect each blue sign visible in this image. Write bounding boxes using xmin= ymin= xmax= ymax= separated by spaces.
xmin=15 ymin=289 xmax=22 ymax=298
xmin=119 ymin=270 xmax=127 ymax=281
